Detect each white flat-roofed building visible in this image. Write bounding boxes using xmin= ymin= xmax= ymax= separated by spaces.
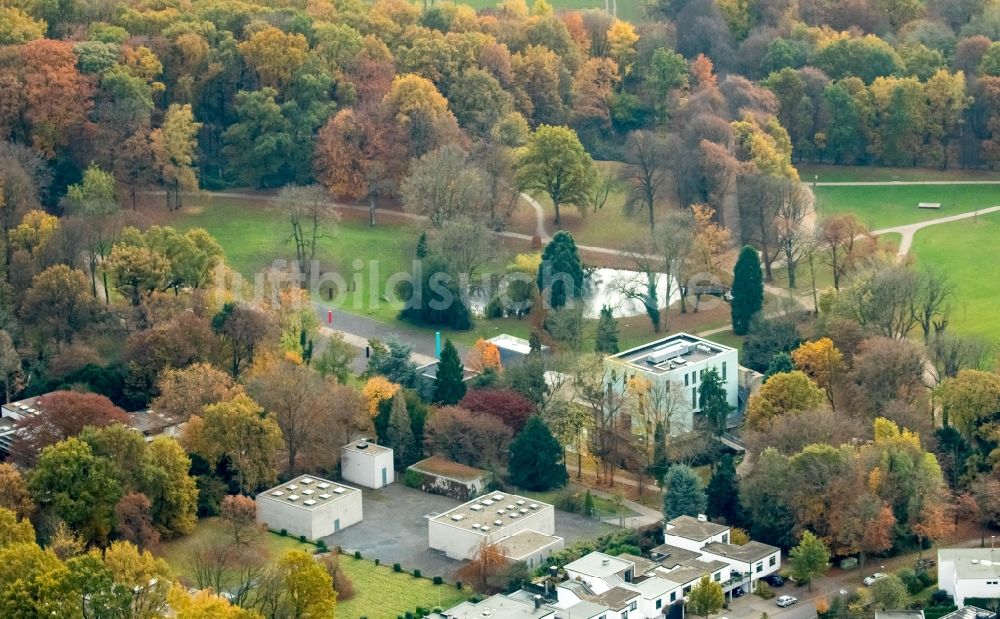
xmin=664 ymin=515 xmax=732 ymax=551
xmin=488 ymin=334 xmax=549 ymax=366
xmin=605 ymin=333 xmax=738 ymax=435
xmin=563 ymin=552 xmax=636 ymax=594
xmin=340 ymin=439 xmax=393 ymax=489
xmin=701 ymin=540 xmax=781 ymax=585
xmin=938 ymin=548 xmax=1000 ymax=608
xmin=441 ymin=593 xmax=555 ymax=619
xmin=256 ymin=475 xmax=362 ymax=540
xmin=428 ymin=492 xmax=556 ymax=561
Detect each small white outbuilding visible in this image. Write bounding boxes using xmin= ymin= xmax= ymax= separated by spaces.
xmin=256 ymin=475 xmax=362 ymax=540
xmin=340 ymin=439 xmax=394 ymax=489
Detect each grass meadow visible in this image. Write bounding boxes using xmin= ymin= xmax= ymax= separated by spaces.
xmin=157 ymin=518 xmax=470 ymax=619
xmin=814 ymin=183 xmax=1000 ymax=230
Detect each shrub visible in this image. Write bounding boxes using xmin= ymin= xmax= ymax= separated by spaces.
xmin=413 ymin=568 xmax=422 ymax=578
xmin=405 ymin=612 xmax=414 ymax=619
xmin=930 ymin=590 xmax=953 ymax=606
xmin=404 ymin=469 xmax=423 ymax=489
xmin=317 ymin=540 xmax=327 ymax=551
xmin=456 ymin=581 xmax=463 ymax=590
xmin=897 ymin=568 xmax=923 ymax=595
xmin=917 ymin=569 xmax=935 ymax=589
xmin=416 ymin=608 xmax=427 ymax=616
xmin=354 ymin=550 xmax=361 ymax=559
xmin=279 ymin=528 xmax=287 ymax=536
xmin=299 ymin=535 xmax=306 ymax=543
xmin=756 ymin=581 xmax=774 ymax=599
xmin=374 ymin=558 xmax=380 ymax=566
xmin=393 ymin=563 xmax=402 ymax=572
xmin=433 ymin=576 xmax=443 ymax=585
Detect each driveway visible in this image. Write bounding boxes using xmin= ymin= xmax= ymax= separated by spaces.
xmin=321 ymin=483 xmax=615 ymax=579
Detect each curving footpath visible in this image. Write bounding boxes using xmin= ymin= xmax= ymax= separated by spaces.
xmin=872 ymin=205 xmax=1000 ymax=257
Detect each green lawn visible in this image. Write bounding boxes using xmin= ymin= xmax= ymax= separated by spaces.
xmin=157 ymin=519 xmax=470 ymax=619
xmin=524 ymin=161 xmax=671 ymax=251
xmin=167 ymin=195 xmax=416 ymax=323
xmin=910 ymin=210 xmax=1000 ymax=338
xmin=799 ymin=164 xmax=1000 ymax=183
xmin=458 ymin=0 xmax=645 ymax=24
xmin=157 ymin=518 xmax=315 ymax=586
xmin=814 ymin=183 xmax=1000 ymax=230
xmin=335 ymin=555 xmax=469 ymax=619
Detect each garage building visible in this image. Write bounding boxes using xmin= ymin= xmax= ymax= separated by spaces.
xmin=256 ymin=475 xmax=362 ymax=540
xmin=340 ymin=439 xmax=394 ymax=489
xmin=428 ymin=492 xmax=556 ymax=561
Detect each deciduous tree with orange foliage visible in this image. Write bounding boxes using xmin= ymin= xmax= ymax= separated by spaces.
xmin=20 ymin=39 xmax=93 ymax=157
xmin=465 ymin=338 xmax=502 ymax=372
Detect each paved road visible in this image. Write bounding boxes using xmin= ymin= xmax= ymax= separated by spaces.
xmin=872 ymin=205 xmax=1000 ymax=256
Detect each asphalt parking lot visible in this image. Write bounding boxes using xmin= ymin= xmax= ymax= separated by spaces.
xmin=322 ymin=482 xmax=616 ymax=578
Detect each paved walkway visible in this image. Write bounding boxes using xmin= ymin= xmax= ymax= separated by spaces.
xmin=872 ymin=205 xmax=1000 ymax=257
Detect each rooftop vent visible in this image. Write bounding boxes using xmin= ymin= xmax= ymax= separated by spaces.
xmin=287 ymin=495 xmax=299 ymax=501
xmin=506 ymin=504 xmax=515 ymax=510
xmin=647 ymin=342 xmax=691 ymax=365
xmin=529 ymin=503 xmax=539 ymax=510
xmin=492 ymin=494 xmax=504 ymax=501
xmin=519 ymin=508 xmax=528 ymax=514
xmin=470 ymin=505 xmax=483 ymax=511
xmin=451 ymin=514 xmax=465 ymax=521
xmin=509 ymin=513 xmax=519 ymax=519
xmin=472 ymin=523 xmax=481 ymax=529
xmin=482 ymin=500 xmax=494 ymax=506
xmin=319 ymin=494 xmax=331 ymax=499
xmin=17 ymin=405 xmax=27 ymax=410
xmin=494 ymin=520 xmax=503 ymax=526
xmin=286 ymin=484 xmax=298 ymax=491
xmin=303 ymin=499 xmax=316 ymax=506
xmin=356 ymin=442 xmax=368 ymax=449
xmin=271 ymin=491 xmax=284 ymax=496
xmin=302 ymin=489 xmax=314 ymax=495
xmin=697 ymin=514 xmax=708 ymax=522
xmin=516 ymin=500 xmax=525 ymax=506
xmin=602 ymin=559 xmax=610 ymax=566
xmin=332 ymin=487 xmax=345 ymax=494
xmin=696 ymin=344 xmax=713 ymax=353
xmin=481 ymin=526 xmax=490 ymax=532
xmin=317 ymin=482 xmax=330 ymax=489
xmin=301 ymin=477 xmax=314 ymax=484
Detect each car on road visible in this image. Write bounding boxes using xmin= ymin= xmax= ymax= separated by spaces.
xmin=776 ymin=595 xmax=798 ymax=608
xmin=863 ymin=573 xmax=888 ymax=586
xmin=732 ymin=587 xmax=745 ymax=598
xmin=763 ymin=574 xmax=785 ymax=587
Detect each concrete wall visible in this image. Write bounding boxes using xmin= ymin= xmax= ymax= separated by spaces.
xmin=341 ymin=447 xmax=394 ymax=489
xmin=429 ymin=505 xmax=555 ymax=561
xmin=256 ymin=491 xmax=363 ymax=540
xmin=407 ymin=468 xmax=486 ymax=501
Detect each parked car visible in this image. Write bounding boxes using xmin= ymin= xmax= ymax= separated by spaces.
xmin=863 ymin=573 xmax=888 ymax=586
xmin=776 ymin=595 xmax=798 ymax=607
xmin=763 ymin=574 xmax=785 ymax=587
xmin=732 ymin=587 xmax=745 ymax=598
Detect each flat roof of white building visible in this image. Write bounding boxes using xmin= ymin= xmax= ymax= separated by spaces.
xmin=940 ymin=548 xmax=1000 ymax=579
xmin=257 ymin=475 xmax=360 ymax=511
xmin=665 ymin=515 xmax=730 ymax=541
xmin=431 ymin=492 xmax=551 ymax=536
xmin=564 ymin=551 xmax=634 ymax=578
xmin=609 ymin=333 xmax=734 ymax=376
xmin=498 ymin=530 xmax=563 ymax=561
xmin=341 ymin=439 xmax=392 ymax=456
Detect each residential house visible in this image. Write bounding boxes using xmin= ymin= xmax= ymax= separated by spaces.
xmin=604 ymin=334 xmax=739 ymax=436
xmin=938 ymin=548 xmax=1000 ymax=608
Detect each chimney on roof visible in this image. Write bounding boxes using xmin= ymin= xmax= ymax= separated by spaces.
xmin=697 ymin=514 xmax=708 ymax=522
xmin=534 ymin=595 xmax=542 ymax=610
xmin=602 ymin=558 xmax=610 ymax=566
